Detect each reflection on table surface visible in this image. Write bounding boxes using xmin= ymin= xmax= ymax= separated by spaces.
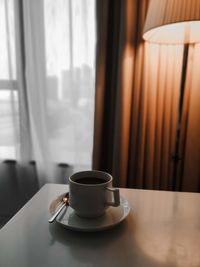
xmin=0 ymin=184 xmax=200 ymax=267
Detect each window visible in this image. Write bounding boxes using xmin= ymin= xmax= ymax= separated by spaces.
xmin=0 ymin=0 xmax=19 ymax=159
xmin=0 ymin=0 xmax=96 ymax=169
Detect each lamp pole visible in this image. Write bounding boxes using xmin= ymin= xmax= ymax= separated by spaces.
xmin=171 ymin=43 xmax=189 ymax=190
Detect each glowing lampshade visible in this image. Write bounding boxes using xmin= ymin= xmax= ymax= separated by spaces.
xmin=143 ymin=0 xmax=200 ymax=44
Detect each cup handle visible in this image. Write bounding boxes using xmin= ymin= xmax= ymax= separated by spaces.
xmin=106 ymin=187 xmax=120 ymax=207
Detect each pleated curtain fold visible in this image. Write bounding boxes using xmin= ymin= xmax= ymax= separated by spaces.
xmin=93 ymin=0 xmax=200 ymax=192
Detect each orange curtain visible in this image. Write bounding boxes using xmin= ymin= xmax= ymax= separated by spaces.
xmin=93 ymin=0 xmax=200 ymax=191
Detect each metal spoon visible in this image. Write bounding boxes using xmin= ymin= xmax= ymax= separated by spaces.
xmin=48 ymin=192 xmax=69 ymax=223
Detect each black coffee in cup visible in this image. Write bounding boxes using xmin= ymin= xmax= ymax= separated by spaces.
xmin=75 ymin=177 xmax=106 ymax=185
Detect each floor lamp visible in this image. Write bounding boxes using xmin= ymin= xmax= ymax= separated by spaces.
xmin=143 ymin=0 xmax=200 ymax=190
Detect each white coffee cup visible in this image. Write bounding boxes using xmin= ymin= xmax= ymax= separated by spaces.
xmin=69 ymin=170 xmax=120 ymax=218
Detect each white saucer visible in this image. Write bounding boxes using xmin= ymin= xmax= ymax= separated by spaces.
xmin=51 ymin=195 xmax=130 ymax=232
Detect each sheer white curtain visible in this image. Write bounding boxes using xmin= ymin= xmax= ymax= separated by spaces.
xmin=0 ymin=0 xmax=96 ymax=184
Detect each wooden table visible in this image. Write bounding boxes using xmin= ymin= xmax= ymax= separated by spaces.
xmin=0 ymin=184 xmax=200 ymax=267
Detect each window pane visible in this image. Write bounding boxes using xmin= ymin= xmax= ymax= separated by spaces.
xmin=44 ymin=0 xmax=96 ymax=168
xmin=0 ymin=90 xmax=19 ymax=159
xmin=0 ymin=0 xmax=16 ymax=80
